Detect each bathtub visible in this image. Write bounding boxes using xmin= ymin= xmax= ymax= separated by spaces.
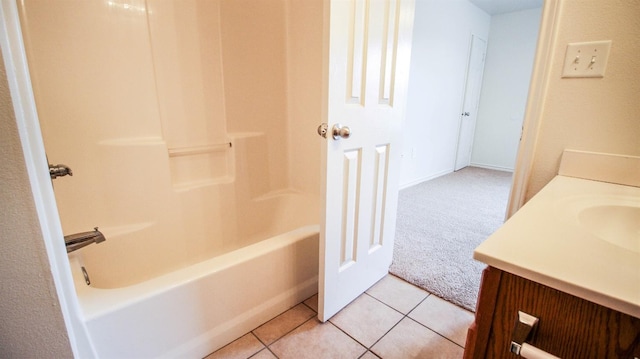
xmin=69 ymin=225 xmax=319 ymax=358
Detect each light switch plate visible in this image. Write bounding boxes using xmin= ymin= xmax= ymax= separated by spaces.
xmin=561 ymin=40 xmax=611 ymax=78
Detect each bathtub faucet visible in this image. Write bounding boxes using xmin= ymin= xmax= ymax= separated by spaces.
xmin=65 ymin=227 xmax=106 ymax=253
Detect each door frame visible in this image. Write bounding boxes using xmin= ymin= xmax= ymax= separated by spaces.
xmin=0 ymin=1 xmax=95 ymax=356
xmin=0 ymin=0 xmax=560 ymax=355
xmin=505 ymin=0 xmax=560 ymax=219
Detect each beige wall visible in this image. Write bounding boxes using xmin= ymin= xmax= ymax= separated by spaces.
xmin=0 ymin=53 xmax=72 ymax=357
xmin=286 ymin=0 xmax=323 ymax=195
xmin=220 ymin=0 xmax=290 ymax=191
xmin=526 ymin=0 xmax=640 ymax=200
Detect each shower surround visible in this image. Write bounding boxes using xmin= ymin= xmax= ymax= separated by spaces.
xmin=18 ymin=0 xmax=323 ymax=356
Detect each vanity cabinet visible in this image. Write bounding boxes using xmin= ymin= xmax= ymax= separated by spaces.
xmin=464 ymin=266 xmax=640 ymax=359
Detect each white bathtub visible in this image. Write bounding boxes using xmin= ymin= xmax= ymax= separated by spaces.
xmin=69 ymin=225 xmax=319 ymax=358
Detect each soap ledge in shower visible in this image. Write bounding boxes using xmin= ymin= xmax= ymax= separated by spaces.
xmin=253 ymin=188 xmax=306 ymax=202
xmin=169 ymin=149 xmax=231 ymax=189
xmin=168 ymin=142 xmax=232 ymax=157
xmin=172 ymin=176 xmax=235 ymax=192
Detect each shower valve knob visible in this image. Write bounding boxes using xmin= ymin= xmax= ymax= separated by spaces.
xmin=49 ymin=163 xmax=73 ymax=179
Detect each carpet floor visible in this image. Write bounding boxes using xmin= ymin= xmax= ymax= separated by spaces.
xmin=389 ymin=167 xmax=512 ymax=312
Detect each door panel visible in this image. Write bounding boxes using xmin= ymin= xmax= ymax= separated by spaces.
xmin=455 ymin=34 xmax=487 ymax=171
xmin=319 ymin=0 xmax=415 ymax=322
xmin=370 ymin=144 xmax=389 ymax=249
xmin=340 ymin=148 xmax=361 ymax=271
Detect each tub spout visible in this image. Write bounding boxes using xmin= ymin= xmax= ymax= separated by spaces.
xmin=65 ymin=227 xmax=106 ymax=253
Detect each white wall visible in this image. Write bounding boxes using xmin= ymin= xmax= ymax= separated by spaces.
xmin=524 ymin=0 xmax=640 ymax=201
xmin=400 ymin=0 xmax=490 ymax=188
xmin=471 ymin=8 xmax=542 ymax=171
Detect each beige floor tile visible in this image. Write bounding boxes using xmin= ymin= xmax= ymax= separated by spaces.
xmin=366 ymin=275 xmax=429 ymax=314
xmin=304 ymin=294 xmax=318 ymax=313
xmin=371 ymin=317 xmax=463 ymax=359
xmin=253 ymin=303 xmax=316 ymax=345
xmin=408 ymin=294 xmax=474 ymax=347
xmin=205 ymin=333 xmax=264 ymax=359
xmin=359 ymin=351 xmax=380 ymax=359
xmin=250 ymin=348 xmax=277 ymax=359
xmin=329 ymin=294 xmax=403 ymax=347
xmin=270 ymin=318 xmax=367 ymax=359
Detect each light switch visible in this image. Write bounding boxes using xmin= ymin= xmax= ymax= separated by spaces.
xmin=561 ymin=40 xmax=611 ymax=78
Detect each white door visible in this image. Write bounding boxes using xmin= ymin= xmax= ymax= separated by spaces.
xmin=454 ymin=34 xmax=487 ymax=171
xmin=318 ymin=0 xmax=415 ymax=322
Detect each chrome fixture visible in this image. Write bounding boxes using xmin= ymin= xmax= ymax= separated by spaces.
xmin=510 ymin=311 xmax=560 ymax=358
xmin=65 ymin=227 xmax=106 ymax=253
xmin=49 ymin=163 xmax=73 ymax=179
xmin=331 ymin=123 xmax=351 ymax=140
xmin=81 ymin=266 xmax=91 ymax=285
xmin=317 ymin=123 xmax=351 ymax=140
xmin=510 ymin=311 xmax=538 ymax=356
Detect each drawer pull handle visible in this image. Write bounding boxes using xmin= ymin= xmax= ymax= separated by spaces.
xmin=519 ymin=343 xmax=561 ymax=359
xmin=510 ymin=311 xmax=561 ymax=359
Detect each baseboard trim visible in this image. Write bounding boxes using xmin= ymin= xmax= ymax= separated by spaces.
xmin=469 ymin=163 xmax=514 ymax=173
xmin=399 ymin=169 xmax=451 ymax=190
xmin=400 ymin=165 xmax=514 ymax=190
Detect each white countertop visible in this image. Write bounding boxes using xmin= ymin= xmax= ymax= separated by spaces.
xmin=474 ymin=175 xmax=640 ymax=318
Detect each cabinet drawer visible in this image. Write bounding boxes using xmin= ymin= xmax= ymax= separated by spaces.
xmin=465 ymin=267 xmax=640 ymax=359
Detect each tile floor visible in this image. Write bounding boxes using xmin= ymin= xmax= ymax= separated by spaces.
xmin=205 ymin=274 xmax=475 ymax=359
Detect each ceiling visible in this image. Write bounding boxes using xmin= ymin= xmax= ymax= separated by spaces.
xmin=467 ymin=0 xmax=543 ymax=15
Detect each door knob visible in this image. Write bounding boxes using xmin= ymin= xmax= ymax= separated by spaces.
xmin=317 ymin=123 xmax=351 ymax=140
xmin=332 ymin=123 xmax=351 ymax=140
xmin=462 ymin=112 xmax=470 ymax=116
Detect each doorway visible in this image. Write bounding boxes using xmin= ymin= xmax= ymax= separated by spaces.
xmin=399 ymin=1 xmax=543 ymax=187
xmin=392 ymin=0 xmax=544 ymax=310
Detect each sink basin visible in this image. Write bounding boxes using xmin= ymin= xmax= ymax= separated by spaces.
xmin=557 ymin=195 xmax=640 ymax=253
xmin=578 ymin=204 xmax=640 ymax=252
